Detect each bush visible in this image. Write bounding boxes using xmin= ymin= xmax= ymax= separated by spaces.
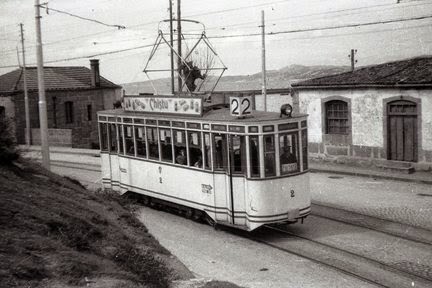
xmin=0 ymin=118 xmax=19 ymax=164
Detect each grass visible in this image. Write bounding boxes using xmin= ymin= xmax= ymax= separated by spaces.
xmin=0 ymin=159 xmax=173 ymax=287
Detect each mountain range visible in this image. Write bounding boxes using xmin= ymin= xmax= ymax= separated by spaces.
xmin=121 ymin=64 xmax=350 ymax=94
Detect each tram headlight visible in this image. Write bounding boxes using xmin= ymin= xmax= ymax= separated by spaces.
xmin=280 ymin=103 xmax=293 ymax=118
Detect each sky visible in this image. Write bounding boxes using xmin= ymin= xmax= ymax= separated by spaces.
xmin=1 ymin=0 xmax=431 ymax=85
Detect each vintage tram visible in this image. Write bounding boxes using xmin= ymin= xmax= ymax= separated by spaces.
xmin=98 ymin=94 xmax=310 ymax=231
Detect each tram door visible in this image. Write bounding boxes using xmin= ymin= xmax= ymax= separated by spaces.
xmin=228 ymin=135 xmax=246 ymax=226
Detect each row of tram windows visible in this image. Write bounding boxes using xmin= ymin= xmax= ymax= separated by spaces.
xmin=100 ymin=122 xmax=308 ymax=177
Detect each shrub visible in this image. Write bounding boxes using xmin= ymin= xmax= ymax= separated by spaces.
xmin=0 ymin=118 xmax=19 ymax=164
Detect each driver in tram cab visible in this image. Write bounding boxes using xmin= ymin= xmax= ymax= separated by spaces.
xmin=280 ymin=146 xmax=297 ymax=164
xmin=176 ymin=148 xmax=187 ymax=165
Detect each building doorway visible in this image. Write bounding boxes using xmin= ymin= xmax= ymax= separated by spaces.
xmin=387 ymin=100 xmax=418 ymax=162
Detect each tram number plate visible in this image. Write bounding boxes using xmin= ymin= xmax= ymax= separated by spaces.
xmin=230 ymin=96 xmax=252 ymax=117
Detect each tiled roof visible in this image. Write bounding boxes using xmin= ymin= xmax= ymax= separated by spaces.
xmin=0 ymin=66 xmax=121 ymax=93
xmin=292 ymin=56 xmax=432 ymax=88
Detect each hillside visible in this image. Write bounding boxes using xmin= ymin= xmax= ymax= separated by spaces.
xmin=0 ymin=159 xmax=188 ymax=287
xmin=122 ymin=64 xmax=349 ymax=94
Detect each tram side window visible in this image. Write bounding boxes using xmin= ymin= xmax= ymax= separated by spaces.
xmin=213 ymin=134 xmax=227 ymax=171
xmin=147 ymin=127 xmax=159 ymax=159
xmin=174 ymin=130 xmax=187 ymax=165
xmin=160 ymin=129 xmax=173 ymax=162
xmin=249 ymin=136 xmax=260 ymax=177
xmin=124 ymin=125 xmax=134 ymax=156
xmin=264 ymin=135 xmax=276 ymax=177
xmin=135 ymin=127 xmax=147 ymax=158
xmin=302 ymin=129 xmax=308 ymax=170
xmin=118 ymin=125 xmax=124 ymax=154
xmin=279 ymin=133 xmax=299 ymax=175
xmin=231 ymin=135 xmax=245 ymax=174
xmin=99 ymin=123 xmax=108 ymax=151
xmin=108 ymin=124 xmax=117 ymax=152
xmin=188 ymin=132 xmax=202 ymax=168
xmin=203 ymin=133 xmax=212 ymax=170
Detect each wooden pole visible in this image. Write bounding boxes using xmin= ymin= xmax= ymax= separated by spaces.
xmin=35 ymin=0 xmax=50 ymax=170
xmin=177 ymin=0 xmax=182 ymax=93
xmin=261 ymin=10 xmax=267 ymax=112
xmin=20 ymin=23 xmax=31 ymax=146
xmin=169 ymin=0 xmax=175 ymax=94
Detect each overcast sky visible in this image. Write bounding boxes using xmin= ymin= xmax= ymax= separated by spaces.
xmin=1 ymin=0 xmax=431 ymax=84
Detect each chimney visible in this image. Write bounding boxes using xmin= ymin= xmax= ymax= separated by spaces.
xmin=90 ymin=59 xmax=100 ymax=87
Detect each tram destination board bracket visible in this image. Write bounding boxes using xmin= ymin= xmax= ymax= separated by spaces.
xmin=123 ymin=95 xmax=203 ymax=116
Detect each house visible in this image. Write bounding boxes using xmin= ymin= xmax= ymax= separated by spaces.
xmin=0 ymin=60 xmax=122 ymax=148
xmin=292 ymin=56 xmax=432 ymax=170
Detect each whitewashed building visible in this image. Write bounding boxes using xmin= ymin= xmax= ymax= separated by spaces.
xmin=292 ymin=56 xmax=432 ymax=171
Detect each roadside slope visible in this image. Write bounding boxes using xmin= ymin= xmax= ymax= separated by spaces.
xmin=0 ymin=159 xmax=192 ymax=287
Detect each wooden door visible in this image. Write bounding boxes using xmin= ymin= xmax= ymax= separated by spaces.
xmin=387 ymin=100 xmax=417 ymax=162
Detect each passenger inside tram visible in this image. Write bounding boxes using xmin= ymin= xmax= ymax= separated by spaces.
xmin=176 ymin=148 xmax=187 ymax=165
xmin=194 ymin=155 xmax=203 ymax=168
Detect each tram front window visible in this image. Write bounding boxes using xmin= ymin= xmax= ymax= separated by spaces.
xmin=160 ymin=129 xmax=173 ymax=162
xmin=135 ymin=127 xmax=146 ymax=158
xmin=188 ymin=132 xmax=202 ymax=168
xmin=204 ymin=133 xmax=212 ymax=170
xmin=99 ymin=123 xmax=108 ymax=151
xmin=264 ymin=135 xmax=276 ymax=177
xmin=231 ymin=135 xmax=245 ymax=174
xmin=108 ymin=124 xmax=117 ymax=152
xmin=249 ymin=136 xmax=260 ymax=177
xmin=124 ymin=125 xmax=134 ymax=156
xmin=147 ymin=127 xmax=159 ymax=159
xmin=302 ymin=129 xmax=308 ymax=170
xmin=213 ymin=134 xmax=227 ymax=171
xmin=279 ymin=133 xmax=299 ymax=174
xmin=174 ymin=130 xmax=187 ymax=165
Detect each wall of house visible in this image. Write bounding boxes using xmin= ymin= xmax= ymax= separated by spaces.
xmin=0 ymin=95 xmax=17 ymax=140
xmin=295 ymin=87 xmax=432 ymax=168
xmin=13 ymin=88 xmax=121 ymax=148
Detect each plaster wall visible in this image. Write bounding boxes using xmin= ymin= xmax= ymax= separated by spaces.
xmin=0 ymin=96 xmax=15 ymax=119
xmin=297 ymin=88 xmax=432 ymax=152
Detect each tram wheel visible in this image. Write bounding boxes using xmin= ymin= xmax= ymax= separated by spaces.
xmin=141 ymin=196 xmax=150 ymax=206
xmin=185 ymin=208 xmax=194 ymax=219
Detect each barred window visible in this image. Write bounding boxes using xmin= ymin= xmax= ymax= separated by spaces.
xmin=325 ymin=100 xmax=349 ymax=134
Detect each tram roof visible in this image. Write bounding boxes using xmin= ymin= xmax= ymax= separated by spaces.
xmin=99 ymin=108 xmax=307 ymax=124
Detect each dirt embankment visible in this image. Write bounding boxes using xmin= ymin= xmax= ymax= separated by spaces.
xmin=0 ymin=160 xmax=193 ymax=287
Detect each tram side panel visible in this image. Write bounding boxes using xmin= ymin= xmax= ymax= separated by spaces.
xmin=108 ymin=155 xmax=121 ymax=192
xmin=101 ymin=153 xmax=112 ymax=189
xmin=231 ymin=177 xmax=247 ymax=226
xmin=245 ymin=173 xmax=310 ymax=228
xmin=212 ymin=173 xmax=230 ymax=223
xmin=124 ymin=159 xmax=215 ymax=211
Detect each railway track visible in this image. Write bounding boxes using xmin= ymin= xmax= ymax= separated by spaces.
xmin=250 ymin=225 xmax=432 ymax=288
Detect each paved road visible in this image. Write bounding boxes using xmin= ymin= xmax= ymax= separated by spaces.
xmin=310 ymin=172 xmax=432 ymax=231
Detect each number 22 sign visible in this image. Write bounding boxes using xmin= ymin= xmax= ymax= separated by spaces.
xmin=230 ymin=96 xmax=252 ymax=117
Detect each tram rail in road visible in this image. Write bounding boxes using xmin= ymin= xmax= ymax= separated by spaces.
xmin=252 ymin=225 xmax=432 ymax=288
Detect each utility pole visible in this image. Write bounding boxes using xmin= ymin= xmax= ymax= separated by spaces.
xmin=349 ymin=49 xmax=357 ymax=72
xmin=20 ymin=23 xmax=31 ymax=147
xmin=35 ymin=0 xmax=50 ymax=170
xmin=177 ymin=0 xmax=182 ymax=93
xmin=261 ymin=10 xmax=267 ymax=112
xmin=169 ymin=0 xmax=175 ymax=94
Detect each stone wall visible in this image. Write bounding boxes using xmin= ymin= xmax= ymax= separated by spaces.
xmin=30 ymin=128 xmax=72 ymax=147
xmin=12 ymin=88 xmax=121 ymax=148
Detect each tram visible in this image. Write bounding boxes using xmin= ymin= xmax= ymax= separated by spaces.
xmin=98 ymin=94 xmax=311 ymax=231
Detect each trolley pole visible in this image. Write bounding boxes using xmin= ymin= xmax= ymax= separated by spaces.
xmin=169 ymin=0 xmax=175 ymax=94
xmin=261 ymin=10 xmax=267 ymax=112
xmin=35 ymin=0 xmax=50 ymax=170
xmin=177 ymin=0 xmax=182 ymax=93
xmin=20 ymin=23 xmax=31 ymax=146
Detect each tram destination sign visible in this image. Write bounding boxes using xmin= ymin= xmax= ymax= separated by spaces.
xmin=124 ymin=95 xmax=203 ymax=116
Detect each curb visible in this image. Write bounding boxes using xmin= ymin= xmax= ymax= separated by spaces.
xmin=310 ymin=167 xmax=432 ymax=185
